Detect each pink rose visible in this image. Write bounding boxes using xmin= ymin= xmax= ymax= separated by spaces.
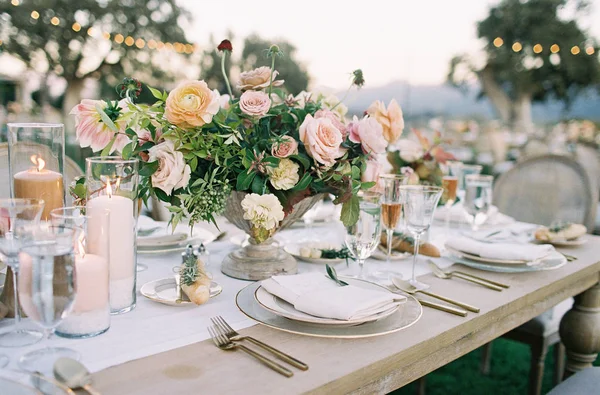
xmin=348 ymin=115 xmax=387 ymax=156
xmin=362 ymin=160 xmax=383 ymax=192
xmin=299 ymin=114 xmax=346 ymax=167
xmin=148 ymin=140 xmax=191 ymax=195
xmin=367 ymin=99 xmax=404 ymax=144
xmin=70 ymin=99 xmax=126 ymax=153
xmin=314 ymin=109 xmax=347 ymax=139
xmin=239 ymin=90 xmax=271 ymax=117
xmin=271 ymin=136 xmax=298 ymax=158
xmin=237 ymin=66 xmax=284 ymax=91
xmin=165 ymin=80 xmax=220 ymax=129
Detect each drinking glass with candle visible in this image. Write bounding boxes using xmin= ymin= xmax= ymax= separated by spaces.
xmin=50 ymin=207 xmax=110 ymax=338
xmin=18 ymin=225 xmax=79 ymax=373
xmin=0 ymin=198 xmax=45 ymax=347
xmin=86 ymin=157 xmax=139 ymax=315
xmin=7 ymin=123 xmax=65 ymax=220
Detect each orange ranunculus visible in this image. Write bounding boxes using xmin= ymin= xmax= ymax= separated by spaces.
xmin=165 ymin=80 xmax=220 ymax=129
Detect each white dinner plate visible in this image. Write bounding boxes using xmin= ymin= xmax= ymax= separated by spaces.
xmin=283 ymin=243 xmax=345 ymax=264
xmin=254 ymin=280 xmax=402 ymax=327
xmin=140 ymin=277 xmax=222 ymax=306
xmin=446 ymin=250 xmax=567 ymax=273
xmin=444 ymin=245 xmax=529 ymax=265
xmin=137 ymin=228 xmax=216 ymax=255
xmin=236 ymin=281 xmax=422 ymax=339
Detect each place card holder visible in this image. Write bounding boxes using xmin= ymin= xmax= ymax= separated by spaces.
xmin=85 ymin=156 xmax=139 ymax=315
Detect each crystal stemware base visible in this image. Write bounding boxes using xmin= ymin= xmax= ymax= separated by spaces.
xmin=0 ymin=328 xmax=43 ymax=347
xmin=18 ymin=347 xmax=80 ymax=373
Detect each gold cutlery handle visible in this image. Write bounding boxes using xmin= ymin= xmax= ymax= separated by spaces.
xmin=237 ymin=344 xmax=294 ymax=377
xmin=454 ymin=271 xmax=510 ymax=289
xmin=83 ymin=384 xmax=102 ymax=395
xmin=245 ymin=337 xmax=309 ymax=371
xmin=452 ymin=272 xmax=503 ymax=291
xmin=417 ymin=298 xmax=468 ymax=317
xmin=419 ymin=290 xmax=480 ymax=313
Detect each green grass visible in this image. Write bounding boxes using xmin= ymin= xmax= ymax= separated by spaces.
xmin=390 ymin=339 xmax=600 ymax=395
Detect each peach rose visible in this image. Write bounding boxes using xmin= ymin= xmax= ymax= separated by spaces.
xmin=367 ymin=99 xmax=404 ymax=144
xmin=299 ymin=114 xmax=346 ymax=167
xmin=315 ymin=109 xmax=347 ymax=139
xmin=148 ymin=140 xmax=191 ymax=195
xmin=165 ymin=80 xmax=220 ymax=129
xmin=239 ymin=90 xmax=271 ymax=117
xmin=238 ymin=66 xmax=284 ymax=91
xmin=271 ymin=136 xmax=298 ymax=158
xmin=348 ymin=116 xmax=387 ymax=156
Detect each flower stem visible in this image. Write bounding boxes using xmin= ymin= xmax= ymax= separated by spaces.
xmin=268 ymin=55 xmax=276 ymax=97
xmin=221 ymin=51 xmax=233 ymax=98
xmin=330 ymin=83 xmax=352 ymax=111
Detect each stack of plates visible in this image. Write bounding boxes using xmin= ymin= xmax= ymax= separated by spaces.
xmin=236 ymin=278 xmax=423 ymax=338
xmin=137 ymin=223 xmax=216 ymax=254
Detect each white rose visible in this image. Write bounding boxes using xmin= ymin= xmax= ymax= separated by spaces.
xmin=241 ymin=193 xmax=285 ymax=231
xmin=396 ymin=139 xmax=424 ymax=162
xmin=148 ymin=140 xmax=191 ymax=195
xmin=319 ymin=93 xmax=348 ymax=119
xmin=266 ymin=159 xmax=300 ymax=190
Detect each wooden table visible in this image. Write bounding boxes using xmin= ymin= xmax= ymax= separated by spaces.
xmin=93 ymin=239 xmax=600 ymax=394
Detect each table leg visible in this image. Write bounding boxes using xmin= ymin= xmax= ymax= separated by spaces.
xmin=559 ymin=282 xmax=600 ymax=379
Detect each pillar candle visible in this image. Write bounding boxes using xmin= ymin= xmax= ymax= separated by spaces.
xmin=13 ymin=157 xmax=64 ymax=220
xmin=72 ymin=253 xmax=109 ymax=313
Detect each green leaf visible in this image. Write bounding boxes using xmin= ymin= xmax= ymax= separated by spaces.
xmin=251 ymin=174 xmax=264 ymax=194
xmin=121 ymin=142 xmax=134 ymax=160
xmin=154 ymin=187 xmax=169 ymax=202
xmin=139 ymin=161 xmax=159 ymax=177
xmin=291 ymin=173 xmax=312 ymax=191
xmin=340 ymin=195 xmax=360 ymax=227
xmin=148 ymin=86 xmax=164 ymax=100
xmin=236 ymin=170 xmax=256 ymax=191
xmin=361 ymin=181 xmax=376 ymax=190
xmin=73 ymin=184 xmax=87 ymax=199
xmin=94 ymin=103 xmax=118 ymax=132
xmin=351 ymin=165 xmax=360 ymax=180
xmin=100 ymin=136 xmax=117 ymax=156
xmin=289 ymin=154 xmax=310 ymax=169
xmin=263 ymin=156 xmax=280 ymax=166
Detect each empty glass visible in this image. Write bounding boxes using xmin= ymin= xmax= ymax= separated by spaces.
xmin=401 ymin=185 xmax=443 ymax=289
xmin=18 ymin=225 xmax=79 ymax=373
xmin=343 ymin=192 xmax=382 ymax=280
xmin=464 ymin=174 xmax=494 ymax=231
xmin=0 ymin=198 xmax=45 ymax=347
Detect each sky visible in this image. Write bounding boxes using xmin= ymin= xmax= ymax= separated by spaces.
xmin=179 ymin=0 xmax=600 ymax=90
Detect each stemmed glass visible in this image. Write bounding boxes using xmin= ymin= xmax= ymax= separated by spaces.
xmin=441 ymin=175 xmax=458 ymax=229
xmin=457 ymin=164 xmax=483 ymax=202
xmin=18 ymin=225 xmax=79 ymax=373
xmin=343 ymin=191 xmax=382 ymax=280
xmin=463 ymin=174 xmax=494 ymax=231
xmin=401 ymin=185 xmax=443 ymax=289
xmin=379 ymin=175 xmax=405 ymax=263
xmin=0 ymin=198 xmax=45 ymax=347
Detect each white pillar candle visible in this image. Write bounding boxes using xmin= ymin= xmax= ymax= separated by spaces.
xmin=72 ymin=253 xmax=109 ymax=313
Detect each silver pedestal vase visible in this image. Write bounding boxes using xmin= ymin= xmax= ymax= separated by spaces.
xmin=221 ymin=191 xmax=325 ymax=281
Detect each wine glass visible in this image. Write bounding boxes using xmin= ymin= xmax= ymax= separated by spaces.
xmin=18 ymin=225 xmax=79 ymax=373
xmin=0 ymin=198 xmax=45 ymax=347
xmin=343 ymin=191 xmax=382 ymax=280
xmin=401 ymin=185 xmax=443 ymax=289
xmin=457 ymin=164 xmax=483 ymax=201
xmin=463 ymin=174 xmax=493 ymax=231
xmin=441 ymin=175 xmax=459 ymax=229
xmin=379 ymin=175 xmax=405 ymax=263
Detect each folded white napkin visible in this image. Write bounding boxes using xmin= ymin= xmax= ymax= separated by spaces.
xmin=261 ymin=272 xmax=406 ymax=321
xmin=434 ymin=203 xmax=514 ymax=226
xmin=445 ymin=236 xmax=554 ymax=262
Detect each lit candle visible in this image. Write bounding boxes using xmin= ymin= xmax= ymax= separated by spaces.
xmin=87 ymin=178 xmax=135 ymax=312
xmin=13 ymin=155 xmax=64 ymax=220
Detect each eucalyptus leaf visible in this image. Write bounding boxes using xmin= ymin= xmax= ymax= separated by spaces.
xmin=340 ymin=195 xmax=360 ymax=227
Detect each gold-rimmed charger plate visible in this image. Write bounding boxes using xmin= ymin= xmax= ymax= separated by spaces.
xmin=236 ymin=280 xmax=422 ymax=338
xmin=140 ymin=277 xmax=222 ymax=306
xmin=444 ymin=245 xmax=528 ymax=265
xmin=0 ymin=369 xmax=75 ymax=395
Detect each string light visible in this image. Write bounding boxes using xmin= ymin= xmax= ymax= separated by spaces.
xmin=550 ymin=44 xmax=560 ymax=53
xmin=114 ymin=34 xmax=124 ymax=44
xmin=533 ymin=44 xmax=543 ymax=54
xmin=124 ymin=36 xmax=134 ymax=46
xmin=72 ymin=22 xmax=81 ymax=32
xmin=493 ymin=37 xmax=504 ymax=47
xmin=586 ymin=47 xmax=595 ymax=55
xmin=31 ymin=11 xmax=39 ymax=19
xmin=157 ymin=41 xmax=165 ymax=50
xmin=135 ymin=38 xmax=145 ymax=49
xmin=147 ymin=39 xmax=157 ymax=49
xmin=165 ymin=42 xmax=173 ymax=50
xmin=50 ymin=17 xmax=60 ymax=26
xmin=571 ymin=46 xmax=580 ymax=55
xmin=87 ymin=27 xmax=95 ymax=36
xmin=512 ymin=42 xmax=522 ymax=52
xmin=11 ymin=0 xmax=19 ymax=6
xmin=103 ymin=32 xmax=111 ymax=40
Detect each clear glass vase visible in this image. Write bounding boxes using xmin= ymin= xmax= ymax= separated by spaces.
xmin=85 ymin=156 xmax=139 ymax=314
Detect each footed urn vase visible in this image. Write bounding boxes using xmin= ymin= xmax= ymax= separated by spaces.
xmin=221 ymin=191 xmax=324 ymax=281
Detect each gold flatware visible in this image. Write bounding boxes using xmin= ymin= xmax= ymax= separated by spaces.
xmin=427 ymin=260 xmax=504 ymax=291
xmin=53 ymin=357 xmax=101 ymax=395
xmin=208 ymin=326 xmax=293 ymax=377
xmin=392 ymin=277 xmax=480 ymax=313
xmin=211 ymin=315 xmax=308 ymax=371
xmin=447 ymin=263 xmax=510 ymax=289
xmin=415 ymin=297 xmax=468 ymax=317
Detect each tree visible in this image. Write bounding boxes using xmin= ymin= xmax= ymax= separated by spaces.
xmin=447 ymin=0 xmax=600 ymax=134
xmin=0 ymin=0 xmax=191 ymax=129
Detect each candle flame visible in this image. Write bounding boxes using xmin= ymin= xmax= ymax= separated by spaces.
xmin=30 ymin=155 xmax=45 ymax=171
xmin=105 ymin=177 xmax=113 ymax=198
xmin=77 ymin=232 xmax=86 ymax=258
xmin=115 ymin=177 xmax=121 ymax=192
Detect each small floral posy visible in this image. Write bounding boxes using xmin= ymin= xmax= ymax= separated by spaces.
xmin=70 ymin=41 xmax=406 ymax=235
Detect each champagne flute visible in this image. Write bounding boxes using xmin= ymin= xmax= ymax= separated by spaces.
xmin=0 ymin=198 xmax=45 ymax=347
xmin=379 ymin=175 xmax=405 ymax=263
xmin=343 ymin=192 xmax=382 ymax=280
xmin=401 ymin=185 xmax=442 ymax=290
xmin=464 ymin=174 xmax=493 ymax=231
xmin=442 ymin=175 xmax=458 ymax=229
xmin=18 ymin=225 xmax=79 ymax=373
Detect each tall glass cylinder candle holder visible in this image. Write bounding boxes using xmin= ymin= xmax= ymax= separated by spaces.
xmin=7 ymin=123 xmax=66 ymax=220
xmin=85 ymin=157 xmax=139 ymax=315
xmin=51 ymin=207 xmax=110 ymax=338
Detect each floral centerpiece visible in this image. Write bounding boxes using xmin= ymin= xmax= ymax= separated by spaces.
xmin=70 ymin=41 xmax=404 ymax=279
xmin=387 ymin=129 xmax=455 ymax=186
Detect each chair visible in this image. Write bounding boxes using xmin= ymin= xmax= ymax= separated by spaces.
xmin=573 ymin=144 xmax=600 ymax=233
xmin=546 ymin=367 xmax=600 ymax=394
xmin=483 ymin=154 xmax=596 ymax=395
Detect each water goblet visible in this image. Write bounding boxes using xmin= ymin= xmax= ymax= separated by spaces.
xmin=343 ymin=191 xmax=382 ymax=280
xmin=0 ymin=198 xmax=45 ymax=347
xmin=17 ymin=225 xmax=80 ymax=374
xmin=457 ymin=164 xmax=483 ymax=201
xmin=463 ymin=174 xmax=493 ymax=231
xmin=401 ymin=185 xmax=443 ymax=289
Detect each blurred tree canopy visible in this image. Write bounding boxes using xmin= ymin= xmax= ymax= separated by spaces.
xmin=0 ymin=0 xmax=191 ymax=125
xmin=447 ymin=0 xmax=600 ymax=134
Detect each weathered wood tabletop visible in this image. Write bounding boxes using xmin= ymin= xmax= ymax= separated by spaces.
xmin=93 ymin=238 xmax=600 ymax=394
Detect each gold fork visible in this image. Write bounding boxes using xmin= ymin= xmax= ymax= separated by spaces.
xmin=427 ymin=260 xmax=504 ymax=291
xmin=211 ymin=316 xmax=308 ymax=370
xmin=207 ymin=326 xmax=293 ymax=377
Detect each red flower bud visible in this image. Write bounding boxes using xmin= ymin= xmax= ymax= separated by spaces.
xmin=217 ymin=39 xmax=233 ymax=52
